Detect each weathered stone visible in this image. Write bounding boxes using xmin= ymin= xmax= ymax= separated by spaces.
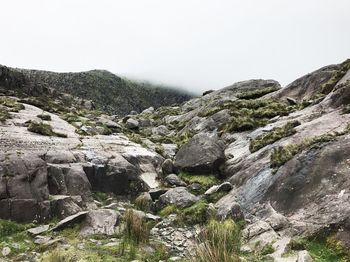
xmin=80 ymin=209 xmax=119 ymax=236
xmin=52 ymin=211 xmax=88 ymax=231
xmin=162 ymin=159 xmax=174 ymax=175
xmin=50 ymin=195 xmax=83 ymax=219
xmin=149 ymin=188 xmax=168 ymax=201
xmin=27 ymin=225 xmax=50 ymax=235
xmin=216 ymin=201 xmax=244 ymax=222
xmin=165 ymin=174 xmax=187 ymax=187
xmin=156 ymin=187 xmax=199 ymax=209
xmin=125 ymin=118 xmax=139 ymax=129
xmin=204 ymin=182 xmax=233 ymax=195
xmin=174 ymin=133 xmax=225 ymax=175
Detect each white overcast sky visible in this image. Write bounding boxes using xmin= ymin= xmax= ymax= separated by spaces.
xmin=0 ymin=0 xmax=349 ymax=94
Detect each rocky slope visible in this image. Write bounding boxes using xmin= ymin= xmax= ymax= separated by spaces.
xmin=0 ymin=59 xmax=350 ymax=261
xmin=0 ymin=65 xmax=193 ymax=115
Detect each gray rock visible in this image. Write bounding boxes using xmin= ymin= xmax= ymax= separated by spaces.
xmin=204 ymin=182 xmax=232 ymax=195
xmin=165 ymin=174 xmax=187 ymax=187
xmin=216 ymin=201 xmax=244 ymax=222
xmin=80 ymin=209 xmax=119 ymax=236
xmin=152 ymin=125 xmax=170 ymax=136
xmin=149 ymin=188 xmax=168 ymax=201
xmin=156 ymin=187 xmax=199 ymax=209
xmin=2 ymin=247 xmax=11 ymax=256
xmin=174 ymin=133 xmax=225 ymax=175
xmin=50 ymin=195 xmax=83 ymax=219
xmin=27 ymin=225 xmax=50 ymax=235
xmin=135 ymin=192 xmax=153 ymax=212
xmin=187 ymin=183 xmax=201 ymax=192
xmin=162 ymin=159 xmax=174 ymax=175
xmin=142 ymin=107 xmax=154 ymax=114
xmin=125 ymin=118 xmax=139 ymax=129
xmin=52 ymin=211 xmax=88 ymax=231
xmin=286 ymin=97 xmax=297 ymax=105
xmin=297 ymin=250 xmax=313 ymax=262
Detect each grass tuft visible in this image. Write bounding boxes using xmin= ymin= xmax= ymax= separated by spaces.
xmin=194 ymin=219 xmax=241 ymax=262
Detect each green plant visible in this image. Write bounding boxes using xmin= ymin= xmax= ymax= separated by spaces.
xmin=194 ymin=219 xmax=241 ymax=262
xmin=0 ymin=219 xmax=27 ymax=240
xmin=159 ymin=204 xmax=179 ymax=217
xmin=250 ymin=121 xmax=300 ymax=152
xmin=92 ymin=192 xmax=108 ymax=205
xmin=134 ymin=194 xmax=151 ymax=212
xmin=260 ymin=243 xmax=275 ymax=255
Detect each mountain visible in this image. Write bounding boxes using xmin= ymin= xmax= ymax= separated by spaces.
xmin=0 ymin=65 xmax=194 ymax=115
xmin=0 ymin=59 xmax=350 ymax=261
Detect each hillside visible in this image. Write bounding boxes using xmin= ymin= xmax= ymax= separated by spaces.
xmin=0 ymin=65 xmax=193 ymax=115
xmin=0 ymin=59 xmax=350 ymax=261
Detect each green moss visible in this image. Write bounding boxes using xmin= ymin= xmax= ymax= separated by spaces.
xmin=206 ymin=191 xmax=227 ymax=203
xmin=0 ymin=219 xmax=28 ymax=240
xmin=177 ymin=200 xmax=208 ymax=225
xmin=270 ymin=128 xmax=350 ymax=168
xmin=20 ymin=96 xmax=68 ymax=113
xmin=177 ymin=172 xmax=218 ymax=194
xmin=236 ymin=86 xmax=280 ymax=100
xmin=92 ymin=192 xmax=108 ymax=205
xmin=320 ymin=59 xmax=350 ymax=95
xmin=159 ymin=204 xmax=179 ymax=217
xmin=0 ymin=97 xmax=25 ymax=112
xmin=37 ymin=114 xmax=51 ymax=121
xmin=0 ymin=107 xmax=10 ymax=122
xmin=260 ymin=243 xmax=275 ymax=256
xmin=27 ymin=121 xmax=67 ymax=138
xmin=250 ymin=121 xmax=300 ymax=152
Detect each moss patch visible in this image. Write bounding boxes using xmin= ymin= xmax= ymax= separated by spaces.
xmin=0 ymin=107 xmax=10 ymax=122
xmin=27 ymin=122 xmax=67 ymax=138
xmin=250 ymin=120 xmax=300 ymax=153
xmin=177 ymin=172 xmax=218 ymax=194
xmin=236 ymin=85 xmax=280 ymax=100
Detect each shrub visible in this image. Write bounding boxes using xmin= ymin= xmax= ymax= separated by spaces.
xmin=159 ymin=204 xmax=179 ymax=217
xmin=134 ymin=194 xmax=151 ymax=212
xmin=250 ymin=120 xmax=300 ymax=152
xmin=194 ymin=219 xmax=241 ymax=262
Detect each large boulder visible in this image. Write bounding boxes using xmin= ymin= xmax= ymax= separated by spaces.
xmin=80 ymin=209 xmax=119 ymax=236
xmin=155 ymin=187 xmax=199 ymax=209
xmin=174 ymin=133 xmax=225 ymax=175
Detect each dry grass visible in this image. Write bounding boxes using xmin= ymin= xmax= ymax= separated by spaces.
xmin=193 ymin=219 xmax=241 ymax=262
xmin=123 ymin=209 xmax=150 ymax=244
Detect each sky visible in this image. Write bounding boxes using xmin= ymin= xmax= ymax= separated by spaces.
xmin=0 ymin=0 xmax=349 ymax=94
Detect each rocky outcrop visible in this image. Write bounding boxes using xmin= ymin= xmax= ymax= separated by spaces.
xmin=155 ymin=187 xmax=199 ymax=209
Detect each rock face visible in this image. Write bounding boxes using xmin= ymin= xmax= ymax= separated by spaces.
xmin=174 ymin=133 xmax=225 ymax=175
xmin=0 ymin=100 xmax=163 ymax=222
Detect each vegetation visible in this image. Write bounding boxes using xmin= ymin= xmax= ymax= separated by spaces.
xmin=319 ymin=59 xmax=350 ymax=95
xmin=177 ymin=172 xmax=218 ymax=194
xmin=194 ymin=219 xmax=241 ymax=262
xmin=270 ymin=132 xmax=340 ymax=168
xmin=134 ymin=194 xmax=151 ymax=212
xmin=0 ymin=107 xmax=10 ymax=122
xmin=0 ymin=97 xmax=25 ymax=112
xmin=123 ymin=209 xmax=150 ymax=245
xmin=249 ymin=120 xmax=301 ymax=152
xmin=27 ymin=121 xmax=67 ymax=138
xmin=178 ymin=200 xmax=208 ymax=225
xmin=236 ymin=85 xmax=280 ymax=100
xmin=37 ymin=114 xmax=52 ymax=121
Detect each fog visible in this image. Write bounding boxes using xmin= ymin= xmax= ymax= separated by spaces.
xmin=0 ymin=0 xmax=349 ymax=94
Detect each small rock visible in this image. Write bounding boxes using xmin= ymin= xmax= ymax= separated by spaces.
xmin=286 ymin=97 xmax=297 ymax=105
xmin=52 ymin=211 xmax=88 ymax=231
xmin=297 ymin=250 xmax=313 ymax=262
xmin=187 ymin=183 xmax=201 ymax=192
xmin=162 ymin=159 xmax=174 ymax=175
xmin=125 ymin=118 xmax=139 ymax=129
xmin=27 ymin=225 xmax=50 ymax=235
xmin=165 ymin=174 xmax=187 ymax=187
xmin=205 ymin=182 xmax=232 ymax=195
xmin=2 ymin=247 xmax=11 ymax=256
